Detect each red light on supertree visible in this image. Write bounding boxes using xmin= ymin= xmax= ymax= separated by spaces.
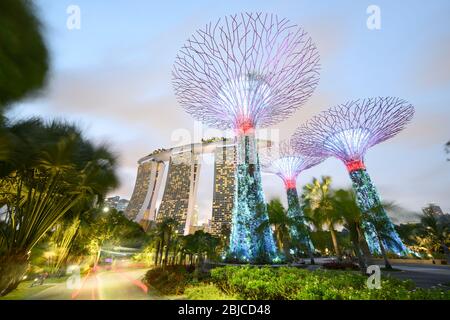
xmin=345 ymin=159 xmax=366 ymax=172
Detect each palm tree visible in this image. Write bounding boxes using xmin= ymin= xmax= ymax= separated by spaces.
xmin=154 ymin=217 xmax=178 ymax=267
xmin=181 ymin=234 xmax=197 ymax=267
xmin=0 ymin=119 xmax=118 ymax=296
xmin=262 ymin=199 xmax=292 ymax=259
xmin=332 ymin=189 xmax=369 ymax=272
xmin=302 ymin=176 xmax=343 ymax=259
xmin=48 ymin=216 xmax=81 ymax=274
xmin=178 ymin=231 xmax=219 ymax=270
xmin=418 ymin=208 xmax=450 ymax=263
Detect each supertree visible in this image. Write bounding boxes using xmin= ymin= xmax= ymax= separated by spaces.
xmin=292 ymin=97 xmax=414 ymax=256
xmin=261 ymin=140 xmax=323 ymax=262
xmin=173 ymin=13 xmax=320 ymax=262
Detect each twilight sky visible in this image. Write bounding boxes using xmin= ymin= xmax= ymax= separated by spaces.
xmin=8 ymin=0 xmax=450 ymax=224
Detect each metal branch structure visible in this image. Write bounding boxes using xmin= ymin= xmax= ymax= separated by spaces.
xmin=261 ymin=140 xmax=323 ymax=261
xmin=292 ymin=97 xmax=414 ymax=256
xmin=173 ymin=12 xmax=320 ymax=134
xmin=173 ymin=13 xmax=320 ymax=263
xmin=261 ymin=140 xmax=323 ymax=189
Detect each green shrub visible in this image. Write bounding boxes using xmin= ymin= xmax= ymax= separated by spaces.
xmin=185 ymin=283 xmax=237 ymax=300
xmin=144 ymin=266 xmax=189 ymax=295
xmin=144 ymin=266 xmax=209 ymax=295
xmin=209 ymin=266 xmax=450 ymax=300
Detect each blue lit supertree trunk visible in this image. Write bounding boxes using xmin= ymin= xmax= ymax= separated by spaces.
xmin=347 ymin=160 xmax=410 ymax=256
xmin=292 ymin=97 xmax=415 ymax=258
xmin=285 ymin=186 xmax=315 ymax=262
xmin=229 ymin=133 xmax=277 ymax=263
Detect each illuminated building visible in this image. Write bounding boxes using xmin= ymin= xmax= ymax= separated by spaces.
xmin=124 ymin=156 xmax=165 ymax=230
xmin=210 ymin=142 xmax=236 ymax=238
xmin=126 ymin=139 xmax=248 ymax=236
xmin=156 ymin=145 xmax=201 ymax=235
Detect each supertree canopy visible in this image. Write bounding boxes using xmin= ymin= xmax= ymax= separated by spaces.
xmin=292 ymin=97 xmax=414 ymax=256
xmin=173 ymin=13 xmax=320 ymax=262
xmin=261 ymin=140 xmax=323 ymax=261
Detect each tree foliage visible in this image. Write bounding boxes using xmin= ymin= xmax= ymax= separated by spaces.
xmin=0 ymin=0 xmax=49 ymax=109
xmin=0 ymin=119 xmax=118 ymax=295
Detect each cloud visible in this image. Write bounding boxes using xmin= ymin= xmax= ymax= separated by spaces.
xmin=413 ymin=33 xmax=450 ymax=90
xmin=390 ymin=110 xmax=449 ymax=148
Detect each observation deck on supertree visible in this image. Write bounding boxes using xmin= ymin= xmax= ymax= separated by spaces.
xmin=173 ymin=12 xmax=320 ymax=262
xmin=292 ymin=97 xmax=414 ymax=256
xmin=261 ymin=140 xmax=323 ymax=262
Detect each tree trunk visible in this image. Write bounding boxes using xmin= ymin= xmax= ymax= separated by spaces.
xmin=329 ymin=227 xmax=341 ymax=259
xmin=0 ymin=252 xmax=29 ymax=297
xmin=164 ymin=233 xmax=172 ymax=266
xmin=441 ymin=243 xmax=450 ymax=264
xmin=353 ymin=244 xmax=367 ymax=275
xmin=158 ymin=235 xmax=165 ymax=266
xmin=307 ymin=241 xmax=315 ymax=265
xmin=275 ymin=229 xmax=283 ymax=253
xmin=281 ymin=234 xmax=291 ymax=261
xmin=349 ymin=223 xmax=367 ymax=273
xmin=154 ymin=241 xmax=161 ymax=266
xmin=357 ymin=225 xmax=373 ymax=262
xmin=377 ymin=235 xmax=392 ymax=270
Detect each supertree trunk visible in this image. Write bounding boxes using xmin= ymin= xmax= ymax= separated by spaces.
xmin=228 ymin=133 xmax=277 ymax=263
xmin=347 ymin=160 xmax=409 ymax=256
xmin=285 ymin=186 xmax=315 ymax=262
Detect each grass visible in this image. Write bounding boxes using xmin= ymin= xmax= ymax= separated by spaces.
xmin=0 ymin=276 xmax=68 ymax=300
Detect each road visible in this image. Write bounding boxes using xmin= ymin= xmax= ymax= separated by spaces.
xmin=381 ymin=263 xmax=450 ymax=289
xmin=313 ymin=257 xmax=450 ymax=289
xmin=28 ymin=264 xmax=161 ymax=300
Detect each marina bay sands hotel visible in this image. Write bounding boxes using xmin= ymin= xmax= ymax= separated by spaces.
xmin=125 ymin=138 xmax=269 ymax=236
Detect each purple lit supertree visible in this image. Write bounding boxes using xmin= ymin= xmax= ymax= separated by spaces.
xmin=173 ymin=13 xmax=320 ymax=262
xmin=261 ymin=140 xmax=323 ymax=262
xmin=292 ymin=97 xmax=414 ymax=256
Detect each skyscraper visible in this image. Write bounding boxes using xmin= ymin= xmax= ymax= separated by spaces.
xmin=210 ymin=142 xmax=236 ymax=238
xmin=156 ymin=145 xmax=201 ymax=235
xmin=124 ymin=157 xmax=165 ymax=230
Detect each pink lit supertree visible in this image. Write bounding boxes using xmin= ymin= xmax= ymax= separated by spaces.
xmin=292 ymin=97 xmax=414 ymax=256
xmin=173 ymin=13 xmax=320 ymax=262
xmin=261 ymin=140 xmax=323 ymax=262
